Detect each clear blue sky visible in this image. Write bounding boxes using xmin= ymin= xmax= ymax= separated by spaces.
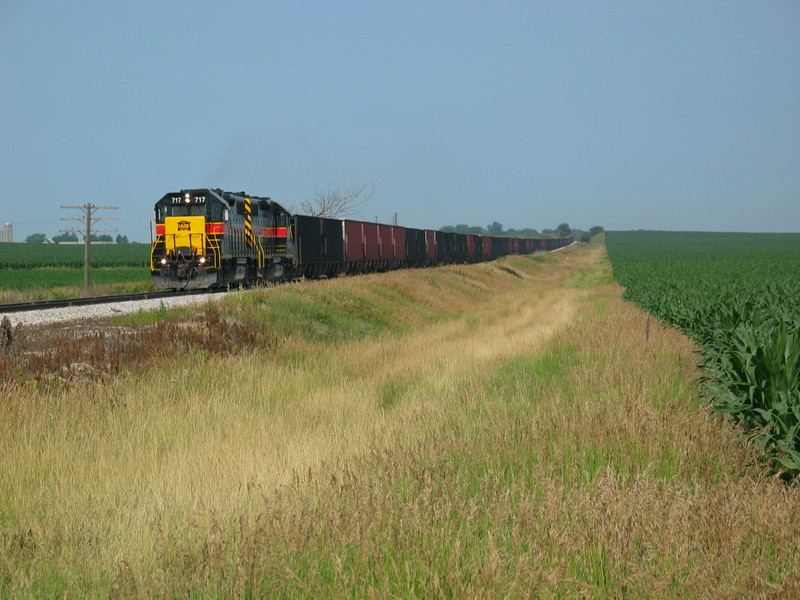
xmin=2 ymin=1 xmax=798 ymax=242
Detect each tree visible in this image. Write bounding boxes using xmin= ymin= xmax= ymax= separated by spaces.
xmin=556 ymin=223 xmax=572 ymax=237
xmin=52 ymin=232 xmax=78 ymax=243
xmin=514 ymin=228 xmax=539 ymax=237
xmin=116 ymin=234 xmax=129 ymax=244
xmin=300 ymin=183 xmax=374 ymax=218
xmin=25 ymin=233 xmax=47 ymax=243
xmin=487 ymin=221 xmax=504 ymax=235
xmin=589 ymin=226 xmax=604 ymax=236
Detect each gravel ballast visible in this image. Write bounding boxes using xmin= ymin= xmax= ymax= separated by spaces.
xmin=0 ymin=292 xmax=231 ymax=327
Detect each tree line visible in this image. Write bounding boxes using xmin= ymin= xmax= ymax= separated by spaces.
xmin=439 ymin=222 xmax=604 ymax=242
xmin=24 ymin=233 xmax=132 ymax=244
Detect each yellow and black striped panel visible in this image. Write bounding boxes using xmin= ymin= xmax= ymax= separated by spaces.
xmin=244 ymin=197 xmax=259 ymax=249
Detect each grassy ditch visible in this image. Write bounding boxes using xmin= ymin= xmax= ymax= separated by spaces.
xmin=2 ymin=245 xmax=800 ymax=598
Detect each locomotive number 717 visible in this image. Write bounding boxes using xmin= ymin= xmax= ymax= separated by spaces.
xmin=170 ymin=196 xmax=206 ymax=204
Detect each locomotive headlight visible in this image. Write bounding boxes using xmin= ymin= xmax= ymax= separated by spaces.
xmin=198 ymin=256 xmax=206 ymax=264
xmin=184 ymin=193 xmax=191 ymax=204
xmin=160 ymin=258 xmax=167 ymax=265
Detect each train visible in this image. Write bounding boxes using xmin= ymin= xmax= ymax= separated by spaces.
xmin=149 ymin=188 xmax=574 ymax=290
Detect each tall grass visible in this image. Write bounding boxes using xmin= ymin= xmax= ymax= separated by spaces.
xmin=2 ymin=244 xmax=800 ymax=598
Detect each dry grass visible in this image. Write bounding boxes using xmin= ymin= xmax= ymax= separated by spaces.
xmin=2 ymin=245 xmax=800 ymax=598
xmin=0 ymin=304 xmax=275 ymax=385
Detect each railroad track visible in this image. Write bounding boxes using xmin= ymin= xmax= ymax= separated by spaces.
xmin=0 ymin=289 xmax=214 ymax=314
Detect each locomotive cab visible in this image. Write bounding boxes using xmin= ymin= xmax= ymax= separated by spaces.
xmin=150 ymin=189 xmax=226 ymax=289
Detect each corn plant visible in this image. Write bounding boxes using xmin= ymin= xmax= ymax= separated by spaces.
xmin=606 ymin=231 xmax=800 ymax=476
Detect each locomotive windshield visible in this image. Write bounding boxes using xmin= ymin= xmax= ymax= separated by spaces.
xmin=158 ymin=205 xmax=207 ymax=218
xmin=155 ymin=201 xmax=225 ymax=221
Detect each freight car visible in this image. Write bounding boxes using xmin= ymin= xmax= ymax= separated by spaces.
xmin=149 ymin=188 xmax=573 ymax=290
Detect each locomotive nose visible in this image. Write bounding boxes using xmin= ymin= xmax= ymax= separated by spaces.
xmin=161 ymin=216 xmax=207 ymax=255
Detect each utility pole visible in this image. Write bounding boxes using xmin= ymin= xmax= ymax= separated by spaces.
xmin=61 ymin=204 xmax=118 ymax=293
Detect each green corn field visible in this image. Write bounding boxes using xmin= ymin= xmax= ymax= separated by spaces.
xmin=0 ymin=241 xmax=150 ymax=269
xmin=606 ymin=231 xmax=800 ymax=476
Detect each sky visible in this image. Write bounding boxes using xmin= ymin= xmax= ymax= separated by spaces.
xmin=1 ymin=1 xmax=798 ymax=243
